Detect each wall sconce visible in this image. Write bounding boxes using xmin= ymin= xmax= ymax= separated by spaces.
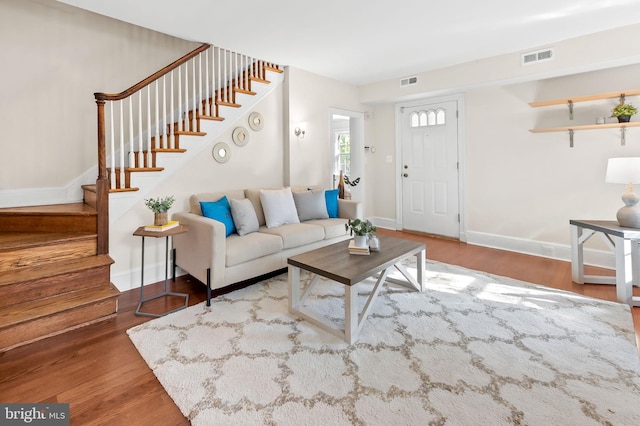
xmin=294 ymin=126 xmax=306 ymax=139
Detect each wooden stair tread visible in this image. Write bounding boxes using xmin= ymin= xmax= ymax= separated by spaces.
xmin=174 ymin=130 xmax=207 ymax=136
xmin=216 ymin=100 xmax=241 ymax=108
xmin=125 ymin=167 xmax=164 ymax=172
xmin=109 ymin=187 xmax=139 ymax=193
xmin=153 ymin=148 xmax=187 ymax=153
xmin=250 ymin=76 xmax=270 ymax=84
xmin=0 ymin=284 xmax=120 ymax=328
xmin=235 ymin=88 xmax=257 ymax=96
xmin=0 ymin=254 xmax=114 ymax=287
xmin=0 ymin=232 xmax=96 ymax=251
xmin=265 ymin=65 xmax=283 ymax=73
xmin=0 ymin=202 xmax=95 ymax=216
xmin=198 ymin=115 xmax=225 ymax=122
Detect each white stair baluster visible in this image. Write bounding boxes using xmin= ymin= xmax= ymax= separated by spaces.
xmin=184 ymin=61 xmax=189 ymax=131
xmin=128 ymin=97 xmax=134 ymax=169
xmin=109 ymin=102 xmax=116 ymax=190
xmin=192 ymin=56 xmax=197 ymax=131
xmin=119 ymin=100 xmax=125 ymax=188
xmin=146 ymin=85 xmax=151 ymax=167
xmin=169 ymin=71 xmax=174 ymax=149
xmin=177 ymin=66 xmax=183 ymax=133
xmin=204 ymin=49 xmax=210 ymax=116
xmin=217 ymin=48 xmax=221 ymax=104
xmin=162 ymin=76 xmax=167 ymax=150
xmin=223 ymin=49 xmax=228 ymax=103
xmin=138 ymin=91 xmax=143 ymax=167
xmin=155 ymin=80 xmax=159 ymax=150
xmin=198 ymin=53 xmax=203 ymax=118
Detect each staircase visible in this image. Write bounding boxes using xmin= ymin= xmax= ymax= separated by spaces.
xmin=0 ymin=201 xmax=118 ymax=352
xmin=0 ymin=43 xmax=282 ymax=351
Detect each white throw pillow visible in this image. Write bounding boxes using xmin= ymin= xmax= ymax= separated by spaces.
xmin=259 ymin=187 xmax=300 ymax=228
xmin=293 ymin=190 xmax=329 ymax=221
xmin=229 ymin=198 xmax=259 ymax=236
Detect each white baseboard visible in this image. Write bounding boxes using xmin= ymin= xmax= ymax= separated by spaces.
xmin=368 ymin=216 xmax=615 ymax=271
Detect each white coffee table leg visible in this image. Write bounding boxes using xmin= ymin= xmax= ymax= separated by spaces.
xmin=288 ymin=265 xmax=301 ymax=311
xmin=345 ymin=284 xmax=358 ymax=345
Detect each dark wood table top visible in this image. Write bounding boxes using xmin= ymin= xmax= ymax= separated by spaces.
xmin=570 ymin=219 xmax=640 ymax=239
xmin=287 ymin=235 xmax=425 ymax=286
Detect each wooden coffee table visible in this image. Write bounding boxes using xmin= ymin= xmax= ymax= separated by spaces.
xmin=287 ymin=235 xmax=426 ymax=344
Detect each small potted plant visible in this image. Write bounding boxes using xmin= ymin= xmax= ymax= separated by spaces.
xmin=145 ymin=195 xmax=175 ymax=226
xmin=612 ymin=103 xmax=638 ymax=123
xmin=345 ymin=218 xmax=376 ymax=247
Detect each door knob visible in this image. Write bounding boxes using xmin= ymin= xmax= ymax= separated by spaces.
xmin=403 ymin=173 xmax=408 ymax=177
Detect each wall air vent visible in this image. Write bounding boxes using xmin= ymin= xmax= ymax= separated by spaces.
xmin=400 ymin=76 xmax=418 ymax=87
xmin=521 ymin=48 xmax=554 ymax=66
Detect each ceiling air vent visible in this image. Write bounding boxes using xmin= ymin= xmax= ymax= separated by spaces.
xmin=400 ymin=76 xmax=418 ymax=87
xmin=521 ymin=48 xmax=554 ymax=66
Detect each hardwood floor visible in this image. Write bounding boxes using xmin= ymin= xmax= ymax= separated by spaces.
xmin=1 ymin=229 xmax=638 ymax=425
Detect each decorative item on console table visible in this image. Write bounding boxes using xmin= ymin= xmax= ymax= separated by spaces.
xmin=144 ymin=195 xmax=175 ymax=226
xmin=345 ymin=218 xmax=376 ymax=248
xmin=338 ymin=170 xmax=345 ymax=199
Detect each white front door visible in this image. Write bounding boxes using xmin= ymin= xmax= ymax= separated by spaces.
xmin=401 ymin=100 xmax=459 ymax=238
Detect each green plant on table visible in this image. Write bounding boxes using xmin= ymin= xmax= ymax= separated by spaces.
xmin=345 ymin=218 xmax=376 ymax=236
xmin=144 ymin=196 xmax=175 ymax=213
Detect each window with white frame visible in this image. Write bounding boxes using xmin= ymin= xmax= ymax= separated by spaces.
xmin=334 ymin=132 xmax=351 ymax=176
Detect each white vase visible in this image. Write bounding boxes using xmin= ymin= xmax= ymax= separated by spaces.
xmin=354 ymin=234 xmax=368 ymax=248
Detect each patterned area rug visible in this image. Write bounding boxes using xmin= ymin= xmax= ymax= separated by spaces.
xmin=127 ymin=260 xmax=640 ymax=425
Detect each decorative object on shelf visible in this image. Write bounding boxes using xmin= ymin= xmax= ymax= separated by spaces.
xmin=144 ymin=220 xmax=180 ymax=232
xmin=605 ymin=157 xmax=640 ymax=228
xmin=612 ymin=103 xmax=637 ymax=123
xmin=345 ymin=218 xmax=376 ymax=248
xmin=145 ymin=195 xmax=175 ymax=226
xmin=348 ymin=240 xmax=370 ymax=255
xmin=212 ymin=142 xmax=231 ymax=163
xmin=232 ymin=126 xmax=249 ymax=146
xmin=343 ymin=175 xmax=360 ymax=200
xmin=248 ymin=112 xmax=264 ymax=131
xmin=338 ymin=170 xmax=345 ymax=199
xmin=529 ymin=89 xmax=640 ymax=147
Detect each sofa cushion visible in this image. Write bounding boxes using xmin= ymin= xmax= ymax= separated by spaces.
xmin=259 ymin=187 xmax=300 ymax=228
xmin=225 ymin=232 xmax=284 ymax=267
xmin=305 ymin=218 xmax=349 ymax=239
xmin=229 ymin=198 xmax=259 ymax=236
xmin=200 ymin=197 xmax=236 ymax=237
xmin=293 ymin=189 xmax=329 ymax=221
xmin=325 ymin=189 xmax=339 ymax=218
xmin=190 ymin=190 xmax=245 ymax=216
xmin=259 ymin=223 xmax=325 ymax=249
xmin=245 ymin=187 xmax=281 ymax=227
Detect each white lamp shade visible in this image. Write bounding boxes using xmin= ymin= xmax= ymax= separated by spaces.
xmin=605 ymin=157 xmax=640 ymax=184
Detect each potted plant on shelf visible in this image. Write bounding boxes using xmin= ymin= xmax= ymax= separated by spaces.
xmin=612 ymin=103 xmax=638 ymax=123
xmin=145 ymin=195 xmax=175 ymax=226
xmin=345 ymin=218 xmax=376 ymax=248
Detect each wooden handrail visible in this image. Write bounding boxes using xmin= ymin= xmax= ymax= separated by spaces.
xmin=94 ymin=43 xmax=210 ymax=101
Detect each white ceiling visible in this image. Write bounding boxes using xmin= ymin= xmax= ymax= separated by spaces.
xmin=58 ymin=0 xmax=640 ymax=86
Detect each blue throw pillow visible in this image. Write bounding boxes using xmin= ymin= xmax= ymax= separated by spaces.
xmin=325 ymin=189 xmax=339 ymax=218
xmin=200 ymin=196 xmax=236 ymax=236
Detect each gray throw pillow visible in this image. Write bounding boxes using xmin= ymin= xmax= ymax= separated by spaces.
xmin=229 ymin=198 xmax=259 ymax=236
xmin=293 ymin=190 xmax=329 ymax=221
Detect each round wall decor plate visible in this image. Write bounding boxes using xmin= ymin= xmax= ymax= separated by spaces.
xmin=232 ymin=126 xmax=249 ymax=146
xmin=212 ymin=142 xmax=231 ymax=163
xmin=248 ymin=112 xmax=264 ymax=131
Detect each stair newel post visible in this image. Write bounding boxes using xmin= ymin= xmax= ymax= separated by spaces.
xmin=94 ymin=95 xmax=110 ymax=255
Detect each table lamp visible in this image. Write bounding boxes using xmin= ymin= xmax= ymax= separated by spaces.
xmin=605 ymin=157 xmax=640 ymax=228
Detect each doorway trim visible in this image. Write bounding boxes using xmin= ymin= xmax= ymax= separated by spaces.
xmin=394 ymin=93 xmax=467 ymax=242
xmin=329 ymin=108 xmax=365 ymax=203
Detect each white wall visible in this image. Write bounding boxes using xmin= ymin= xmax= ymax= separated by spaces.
xmin=0 ymin=0 xmax=198 ymax=192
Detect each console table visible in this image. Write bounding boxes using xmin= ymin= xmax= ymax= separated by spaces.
xmin=570 ymin=219 xmax=640 ymax=307
xmin=133 ymin=224 xmax=190 ymax=317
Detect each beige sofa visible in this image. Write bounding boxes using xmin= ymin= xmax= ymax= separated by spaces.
xmin=172 ymin=187 xmax=362 ymax=305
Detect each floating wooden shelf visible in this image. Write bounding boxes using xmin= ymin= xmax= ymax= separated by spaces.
xmin=529 ymin=89 xmax=640 ymax=108
xmin=529 ymin=122 xmax=640 ymax=133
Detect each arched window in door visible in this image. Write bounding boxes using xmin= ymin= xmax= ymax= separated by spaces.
xmin=409 ymin=108 xmax=446 ymax=128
